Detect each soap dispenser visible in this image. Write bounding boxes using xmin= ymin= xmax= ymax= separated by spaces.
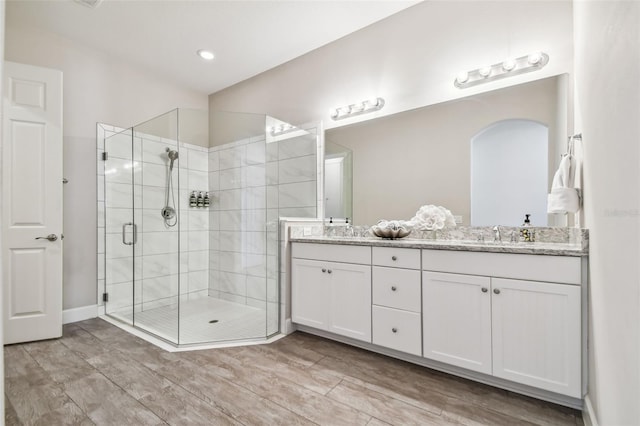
xmin=189 ymin=191 xmax=197 ymax=208
xmin=520 ymin=214 xmax=535 ymax=242
xmin=203 ymin=192 xmax=210 ymax=207
xmin=196 ymin=191 xmax=204 ymax=207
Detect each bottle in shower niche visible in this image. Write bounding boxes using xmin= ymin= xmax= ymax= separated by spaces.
xmin=189 ymin=191 xmax=197 ymax=208
xmin=203 ymin=192 xmax=210 ymax=207
xmin=519 ymin=214 xmax=535 ymax=242
xmin=197 ymin=191 xmax=204 ymax=207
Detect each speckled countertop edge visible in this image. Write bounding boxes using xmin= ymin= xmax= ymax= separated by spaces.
xmin=289 ymin=236 xmax=588 ymax=257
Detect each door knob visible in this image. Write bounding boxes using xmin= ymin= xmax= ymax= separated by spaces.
xmin=35 ymin=234 xmax=58 ymax=242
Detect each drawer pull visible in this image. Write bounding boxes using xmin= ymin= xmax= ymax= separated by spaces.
xmin=391 ymin=256 xmax=397 ymax=261
xmin=327 ymin=269 xmax=332 ymax=274
xmin=493 ymin=288 xmax=501 ymax=295
xmin=392 ymin=328 xmax=398 ymax=333
xmin=321 ymin=268 xmax=326 ymax=273
xmin=481 ymin=287 xmax=488 ymax=293
xmin=391 ymin=286 xmax=397 ymax=291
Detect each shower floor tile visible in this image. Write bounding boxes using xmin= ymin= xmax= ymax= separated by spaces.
xmin=109 ymin=296 xmax=268 ymax=345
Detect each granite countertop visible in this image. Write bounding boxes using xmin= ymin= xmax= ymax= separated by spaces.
xmin=289 ymin=236 xmax=588 ymax=257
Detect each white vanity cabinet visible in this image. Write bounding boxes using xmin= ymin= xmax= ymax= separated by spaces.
xmin=291 ymin=243 xmax=372 ymax=342
xmin=422 ymin=249 xmax=583 ymax=398
xmin=371 ymin=247 xmax=422 ymax=356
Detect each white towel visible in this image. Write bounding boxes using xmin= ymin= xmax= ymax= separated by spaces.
xmin=547 ymin=154 xmax=581 ymax=213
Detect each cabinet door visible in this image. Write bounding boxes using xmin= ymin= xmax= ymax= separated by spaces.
xmin=423 ymin=272 xmax=492 ymax=374
xmin=329 ymin=262 xmax=372 ymax=342
xmin=491 ymin=278 xmax=581 ymax=398
xmin=291 ymin=259 xmax=330 ymax=330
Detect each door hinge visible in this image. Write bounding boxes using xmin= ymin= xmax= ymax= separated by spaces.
xmin=102 ymin=152 xmax=108 ymax=161
xmin=102 ymin=293 xmax=109 ymax=302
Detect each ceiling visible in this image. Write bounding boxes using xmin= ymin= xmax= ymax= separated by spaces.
xmin=6 ymin=0 xmax=419 ymax=95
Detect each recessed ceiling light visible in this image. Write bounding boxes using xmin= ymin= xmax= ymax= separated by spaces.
xmin=197 ymin=50 xmax=215 ymax=61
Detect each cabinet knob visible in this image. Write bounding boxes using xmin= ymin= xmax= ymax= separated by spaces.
xmin=327 ymin=270 xmax=332 ymax=274
xmin=493 ymin=288 xmax=501 ymax=295
xmin=391 ymin=256 xmax=397 ymax=261
xmin=481 ymin=287 xmax=488 ymax=293
xmin=391 ymin=286 xmax=397 ymax=291
xmin=392 ymin=328 xmax=398 ymax=333
xmin=321 ymin=268 xmax=326 ymax=273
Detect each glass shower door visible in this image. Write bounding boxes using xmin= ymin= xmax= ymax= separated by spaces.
xmin=103 ymin=128 xmax=139 ymax=325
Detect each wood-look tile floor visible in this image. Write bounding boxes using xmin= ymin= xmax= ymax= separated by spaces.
xmin=4 ymin=318 xmax=584 ymax=425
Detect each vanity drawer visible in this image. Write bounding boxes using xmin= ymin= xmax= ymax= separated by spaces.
xmin=292 ymin=242 xmax=371 ymax=265
xmin=372 ymin=305 xmax=422 ymax=356
xmin=372 ymin=266 xmax=421 ymax=312
xmin=373 ymin=247 xmax=420 ymax=269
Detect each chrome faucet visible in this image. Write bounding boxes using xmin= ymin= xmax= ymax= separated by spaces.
xmin=493 ymin=225 xmax=502 ymax=243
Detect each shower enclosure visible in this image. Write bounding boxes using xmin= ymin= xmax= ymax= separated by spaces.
xmin=99 ymin=109 xmax=319 ymax=346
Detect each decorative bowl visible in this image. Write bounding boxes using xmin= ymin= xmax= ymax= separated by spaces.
xmin=371 ymin=226 xmax=411 ymax=239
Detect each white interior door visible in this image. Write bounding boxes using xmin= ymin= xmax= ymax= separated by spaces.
xmin=2 ymin=61 xmax=63 ymax=344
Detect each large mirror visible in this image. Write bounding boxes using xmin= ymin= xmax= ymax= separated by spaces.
xmin=325 ymin=75 xmax=570 ymax=227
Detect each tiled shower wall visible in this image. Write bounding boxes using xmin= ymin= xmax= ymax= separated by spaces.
xmin=208 ymin=131 xmax=319 ymax=334
xmin=98 ymin=124 xmax=210 ymax=314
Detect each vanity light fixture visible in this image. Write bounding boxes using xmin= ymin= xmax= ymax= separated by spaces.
xmin=267 ymin=123 xmax=298 ymax=136
xmin=454 ymin=52 xmax=549 ymax=89
xmin=330 ymin=97 xmax=385 ymax=121
xmin=197 ymin=49 xmax=215 ymax=61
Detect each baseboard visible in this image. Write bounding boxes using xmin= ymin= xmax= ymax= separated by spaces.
xmin=63 ymin=305 xmax=99 ymax=324
xmin=582 ymin=395 xmax=599 ymax=426
xmin=283 ymin=318 xmax=296 ymax=334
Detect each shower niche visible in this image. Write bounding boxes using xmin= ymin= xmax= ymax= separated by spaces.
xmin=97 ymin=109 xmax=320 ymax=347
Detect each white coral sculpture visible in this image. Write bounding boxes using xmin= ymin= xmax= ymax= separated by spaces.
xmin=409 ymin=205 xmax=457 ymax=231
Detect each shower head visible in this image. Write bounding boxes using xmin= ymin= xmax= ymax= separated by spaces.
xmin=166 ymin=149 xmax=179 ymax=170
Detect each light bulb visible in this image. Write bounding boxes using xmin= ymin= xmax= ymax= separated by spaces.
xmin=502 ymin=59 xmax=516 ymax=71
xmin=455 ymin=71 xmax=469 ymax=84
xmin=528 ymin=52 xmax=542 ymax=65
xmin=197 ymin=49 xmax=215 ymax=61
xmin=478 ymin=66 xmax=492 ymax=78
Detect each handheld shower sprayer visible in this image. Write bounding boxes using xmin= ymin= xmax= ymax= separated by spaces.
xmin=167 ymin=148 xmax=179 ymax=171
xmin=162 ymin=148 xmax=179 ymax=227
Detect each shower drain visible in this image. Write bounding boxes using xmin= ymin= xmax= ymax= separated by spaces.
xmin=209 ymin=319 xmax=219 ymax=324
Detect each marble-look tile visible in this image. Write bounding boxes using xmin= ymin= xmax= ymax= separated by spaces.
xmin=219 ymin=230 xmax=242 ymax=252
xmin=244 ymin=186 xmax=267 ymax=210
xmin=279 ymin=181 xmax=316 ymax=209
xmin=209 ymin=210 xmax=220 ymax=230
xmin=220 ymin=210 xmax=243 ymax=231
xmin=141 ymin=275 xmax=179 ymax=304
xmin=219 ymin=292 xmax=246 ymax=304
xmin=209 ymin=171 xmax=220 ymax=191
xmin=246 ymin=140 xmax=266 ymax=165
xmin=105 ymin=257 xmax=134 ymax=285
xmin=208 ymin=150 xmax=220 ymax=172
xmin=188 ymin=250 xmax=209 ymax=271
xmin=105 ymin=182 xmax=136 ymax=209
xmin=105 ymin=232 xmax=134 ymax=259
xmin=97 ymin=176 xmax=105 ymax=202
xmin=105 ymin=133 xmax=134 ymax=160
xmin=218 ymin=251 xmax=242 ymax=274
xmin=279 ymin=155 xmax=316 ymax=184
xmin=246 ymin=164 xmax=266 ymax=187
xmin=246 ymin=275 xmax=267 ymax=301
xmin=219 ymin=145 xmax=246 ymax=170
xmin=141 ymin=231 xmax=178 ymax=256
xmin=188 ymin=209 xmax=209 ymax=231
xmin=189 ymin=169 xmax=209 ymax=190
xmin=266 ymin=161 xmax=279 ymax=185
xmin=246 ymin=253 xmax=268 ymax=278
xmin=141 ymin=185 xmax=165 ymax=210
xmin=188 ymin=270 xmax=208 ymax=292
xmin=244 ymin=209 xmax=266 ymax=231
xmin=246 ymin=231 xmax=267 ymax=254
xmin=219 ymin=189 xmax=243 ymax=210
xmin=220 ymin=168 xmax=243 ymax=190
xmin=142 ymin=253 xmax=180 ymax=279
xmin=188 ymin=149 xmax=209 ymax=172
xmin=210 ymin=230 xmax=221 ymax=251
xmin=277 ymin=133 xmax=317 ymax=160
xmin=219 ymin=271 xmax=247 ymax=296
xmin=141 ymin=162 xmax=169 ymax=188
xmin=188 ymin=230 xmax=209 ymax=251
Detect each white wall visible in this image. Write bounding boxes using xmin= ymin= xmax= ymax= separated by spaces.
xmin=0 ymin=0 xmax=6 ymax=419
xmin=4 ymin=25 xmax=208 ymax=310
xmin=574 ymin=1 xmax=640 ymax=425
xmin=209 ymin=1 xmax=573 ymax=132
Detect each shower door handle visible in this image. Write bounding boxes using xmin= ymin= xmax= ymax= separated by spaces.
xmin=122 ymin=222 xmax=137 ymax=246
